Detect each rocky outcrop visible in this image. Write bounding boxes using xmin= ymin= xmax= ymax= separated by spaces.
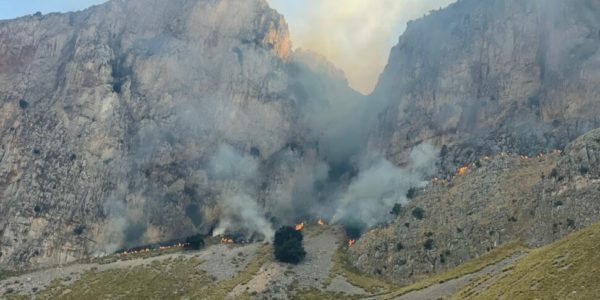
xmin=351 ymin=129 xmax=600 ymax=284
xmin=0 ymin=0 xmax=359 ymax=270
xmin=354 ymin=0 xmax=600 ymax=284
xmin=372 ymin=0 xmax=600 ymax=172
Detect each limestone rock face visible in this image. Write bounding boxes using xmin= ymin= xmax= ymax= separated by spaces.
xmin=372 ymin=0 xmax=600 ymax=171
xmin=0 ymin=0 xmax=329 ymax=269
xmin=351 ymin=129 xmax=600 ymax=284
xmin=355 ymin=0 xmax=600 ymax=282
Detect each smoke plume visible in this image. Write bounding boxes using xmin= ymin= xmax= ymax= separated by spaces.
xmin=333 ymin=144 xmax=438 ymax=229
xmin=209 ymin=144 xmax=274 ymax=240
xmin=268 ymin=0 xmax=456 ymax=93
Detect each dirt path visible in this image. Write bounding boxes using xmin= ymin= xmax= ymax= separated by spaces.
xmin=392 ymin=253 xmax=524 ymax=300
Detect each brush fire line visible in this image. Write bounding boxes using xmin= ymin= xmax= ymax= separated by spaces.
xmin=220 ymin=237 xmax=235 ymax=244
xmin=348 ymin=239 xmax=356 ymax=247
xmin=295 ymin=222 xmax=305 ymax=231
xmin=317 ymin=219 xmax=325 ymax=226
xmin=450 ymin=150 xmax=565 ymax=178
xmin=119 ymin=242 xmax=190 ymax=256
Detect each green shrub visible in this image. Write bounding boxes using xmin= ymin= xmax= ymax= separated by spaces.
xmin=396 ymin=242 xmax=404 ymax=251
xmin=390 ymin=203 xmax=403 ymax=216
xmin=412 ymin=207 xmax=425 ymax=220
xmin=424 ymin=239 xmax=435 ymax=250
xmin=185 ymin=234 xmax=205 ymax=250
xmin=19 ymin=99 xmax=29 ymax=109
xmin=274 ymin=226 xmax=305 ymax=264
xmin=406 ymin=187 xmax=417 ymax=199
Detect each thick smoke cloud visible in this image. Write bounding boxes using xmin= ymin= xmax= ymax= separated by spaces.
xmin=96 ymin=0 xmax=445 ymax=252
xmin=333 ymin=144 xmax=437 ymax=228
xmin=209 ymin=144 xmax=274 ymax=240
xmin=268 ymin=0 xmax=456 ymax=94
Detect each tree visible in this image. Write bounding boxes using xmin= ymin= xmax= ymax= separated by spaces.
xmin=274 ymin=226 xmax=306 ymax=264
xmin=412 ymin=207 xmax=425 ymax=220
xmin=424 ymin=238 xmax=435 ymax=250
xmin=186 ymin=234 xmax=205 ymax=250
xmin=406 ymin=187 xmax=417 ymax=199
xmin=275 ymin=238 xmax=306 ymax=264
xmin=19 ymin=99 xmax=29 ymax=109
xmin=390 ymin=203 xmax=403 ymax=216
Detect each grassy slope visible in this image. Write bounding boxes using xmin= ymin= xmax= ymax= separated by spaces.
xmin=382 ymin=241 xmax=525 ymax=299
xmin=9 ymin=216 xmax=597 ymax=300
xmin=28 ymin=245 xmax=271 ymax=300
xmin=454 ymin=221 xmax=600 ymax=299
xmin=295 ymin=238 xmax=525 ymax=299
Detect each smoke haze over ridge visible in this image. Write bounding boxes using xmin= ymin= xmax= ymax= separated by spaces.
xmin=268 ymin=0 xmax=456 ymax=94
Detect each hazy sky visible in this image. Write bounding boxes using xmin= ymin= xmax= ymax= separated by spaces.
xmin=0 ymin=0 xmax=455 ymax=94
xmin=268 ymin=0 xmax=455 ymax=93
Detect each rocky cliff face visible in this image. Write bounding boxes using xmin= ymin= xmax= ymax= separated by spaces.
xmin=0 ymin=0 xmax=361 ymax=270
xmin=354 ymin=0 xmax=600 ymax=283
xmin=351 ymin=128 xmax=600 ymax=284
xmin=372 ymin=0 xmax=600 ymax=172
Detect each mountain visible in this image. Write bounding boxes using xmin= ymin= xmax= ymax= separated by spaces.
xmin=0 ymin=0 xmax=362 ymax=270
xmin=453 ymin=219 xmax=600 ymax=299
xmin=371 ymin=0 xmax=600 ymax=172
xmin=349 ymin=0 xmax=600 ymax=285
xmin=1 ymin=0 xmax=600 ymax=298
xmin=351 ymin=128 xmax=600 ymax=284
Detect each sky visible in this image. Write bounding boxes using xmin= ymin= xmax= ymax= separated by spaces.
xmin=0 ymin=0 xmax=455 ymax=94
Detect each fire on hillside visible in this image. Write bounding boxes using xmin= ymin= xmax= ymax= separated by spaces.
xmin=116 ymin=239 xmax=191 ymax=256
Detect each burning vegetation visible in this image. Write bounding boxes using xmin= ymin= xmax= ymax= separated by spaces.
xmin=220 ymin=237 xmax=235 ymax=244
xmin=348 ymin=239 xmax=356 ymax=247
xmin=295 ymin=222 xmax=305 ymax=231
xmin=117 ymin=242 xmax=191 ymax=256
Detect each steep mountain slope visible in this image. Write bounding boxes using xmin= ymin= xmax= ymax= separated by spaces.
xmin=351 ymin=128 xmax=600 ymax=284
xmin=0 ymin=0 xmax=363 ymax=270
xmin=453 ymin=219 xmax=600 ymax=299
xmin=372 ymin=0 xmax=600 ymax=171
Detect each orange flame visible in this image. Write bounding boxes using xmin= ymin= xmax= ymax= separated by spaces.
xmin=348 ymin=239 xmax=356 ymax=247
xmin=220 ymin=238 xmax=234 ymax=244
xmin=295 ymin=222 xmax=305 ymax=231
xmin=457 ymin=166 xmax=468 ymax=175
xmin=317 ymin=219 xmax=325 ymax=226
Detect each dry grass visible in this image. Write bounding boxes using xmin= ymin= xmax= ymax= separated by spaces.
xmin=327 ymin=240 xmax=392 ymax=295
xmin=204 ymin=244 xmax=271 ymax=299
xmin=290 ymin=280 xmax=355 ymax=300
xmin=36 ymin=257 xmax=211 ymax=299
xmin=455 ymin=221 xmax=600 ymax=299
xmin=30 ymin=244 xmax=271 ymax=299
xmin=382 ymin=240 xmax=526 ymax=299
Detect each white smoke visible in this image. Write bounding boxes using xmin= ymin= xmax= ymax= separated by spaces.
xmin=95 ymin=190 xmax=128 ymax=256
xmin=212 ymin=193 xmax=274 ymax=240
xmin=210 ymin=144 xmax=259 ymax=181
xmin=209 ymin=144 xmax=274 ymax=240
xmin=333 ymin=144 xmax=438 ymax=228
xmin=268 ymin=0 xmax=456 ymax=93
